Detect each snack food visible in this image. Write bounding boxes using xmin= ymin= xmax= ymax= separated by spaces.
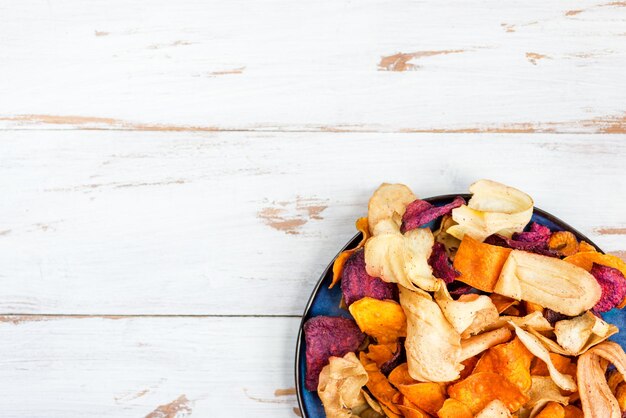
xmin=302 ymin=181 xmax=626 ymax=417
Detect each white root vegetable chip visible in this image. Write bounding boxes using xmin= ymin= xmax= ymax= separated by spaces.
xmin=475 ymin=399 xmax=512 ymax=418
xmin=494 ymin=250 xmax=601 ymax=316
xmin=318 ymin=352 xmax=369 ymax=418
xmin=447 ymin=179 xmax=533 ymax=242
xmin=368 ymin=183 xmax=416 ymax=235
xmin=525 ymin=376 xmax=569 ymax=418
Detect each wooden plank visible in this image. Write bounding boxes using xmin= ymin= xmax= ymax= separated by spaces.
xmin=0 ymin=130 xmax=625 ymax=315
xmin=0 ymin=315 xmax=302 ymax=417
xmin=1 ymin=0 xmax=625 ymax=133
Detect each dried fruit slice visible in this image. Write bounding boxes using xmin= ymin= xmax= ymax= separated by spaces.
xmin=365 ymin=225 xmax=438 ymax=292
xmin=399 ymin=286 xmax=463 ymax=382
xmin=330 ymin=217 xmax=371 ymax=288
xmin=368 ymin=183 xmax=416 ymax=234
xmin=453 ymin=236 xmax=512 ymax=292
xmin=447 ymin=179 xmax=534 ymax=242
xmin=349 ymin=298 xmax=407 ymax=343
xmin=434 ymin=281 xmax=499 ymax=338
xmin=494 ymin=250 xmax=601 ymax=316
xmin=401 ymin=196 xmax=465 ymax=233
xmin=448 ymin=371 xmax=529 ymax=414
xmin=317 ymin=352 xmax=369 ymax=418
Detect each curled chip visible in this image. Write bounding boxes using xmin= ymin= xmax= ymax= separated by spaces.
xmin=317 ymin=352 xmax=369 ymax=418
xmin=525 ymin=376 xmax=569 ymax=417
xmin=446 ymin=179 xmax=534 ymax=242
xmin=453 ymin=236 xmax=512 ymax=292
xmin=460 ymin=327 xmax=513 ymax=361
xmin=563 ymin=405 xmax=584 ymax=418
xmin=490 ymin=294 xmax=519 ymax=314
xmin=564 ymin=251 xmax=626 ymax=279
xmin=484 ymin=233 xmax=558 ymax=257
xmin=365 ymin=224 xmax=439 ymax=292
xmin=530 ymin=352 xmax=577 ymax=379
xmin=577 ymin=241 xmax=596 ymax=253
xmin=434 ymin=281 xmax=499 ymax=338
xmin=330 ymin=217 xmax=370 ymax=289
xmin=448 ymin=371 xmax=529 ymax=414
xmin=304 ymin=316 xmax=366 ymax=391
xmin=429 ymin=242 xmax=460 ymax=284
xmin=494 ymin=250 xmax=601 ymax=316
xmin=589 ymin=263 xmax=626 ymax=313
xmin=437 ymin=398 xmax=473 ymax=418
xmin=548 ymin=231 xmax=579 ymax=257
xmin=534 ymin=402 xmax=566 ymax=418
xmin=472 ymin=337 xmax=534 ymax=392
xmin=368 ymin=183 xmax=417 ymax=234
xmin=349 ymin=297 xmax=407 ymax=343
xmin=400 ymin=286 xmax=463 ymax=382
xmin=397 ymin=382 xmax=446 ymax=416
xmin=475 ymin=400 xmax=512 ymax=418
xmin=363 ymin=342 xmax=402 ymax=375
xmin=553 ymin=311 xmax=614 ymax=355
xmin=388 ymin=363 xmax=415 ymax=387
xmin=401 ymin=196 xmax=465 ymax=233
xmin=434 ymin=214 xmax=461 ymax=259
xmin=514 ymin=222 xmax=551 ymax=244
xmin=359 ymin=352 xmax=403 ymax=416
xmin=341 ymin=249 xmax=398 ymax=307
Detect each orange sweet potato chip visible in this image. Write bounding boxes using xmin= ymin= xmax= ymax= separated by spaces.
xmin=577 ymin=241 xmax=596 ymax=253
xmin=364 ymin=343 xmax=399 ymax=370
xmin=453 ymin=236 xmax=512 ymax=292
xmin=397 ymin=382 xmax=446 ymax=415
xmin=349 ymin=297 xmax=407 ymax=343
xmin=489 ymin=294 xmax=519 ymax=314
xmin=524 ymin=301 xmax=544 ymax=315
xmin=458 ymin=356 xmax=479 ymax=381
xmin=396 ymin=396 xmax=430 ymax=418
xmin=389 ymin=363 xmax=416 ymax=387
xmin=530 ymin=352 xmax=577 ymax=378
xmin=359 ymin=352 xmax=402 ymax=416
xmin=548 ymin=231 xmax=579 ymax=257
xmin=329 ymin=217 xmax=370 ymax=288
xmin=437 ymin=398 xmax=473 ymax=418
xmin=448 ymin=371 xmax=529 ymax=414
xmin=563 ymin=405 xmax=584 ymax=418
xmin=564 ymin=251 xmax=626 ymax=278
xmin=535 ymin=401 xmax=565 ymax=418
xmin=473 ymin=337 xmax=534 ymax=393
xmin=616 ymin=382 xmax=626 ymax=411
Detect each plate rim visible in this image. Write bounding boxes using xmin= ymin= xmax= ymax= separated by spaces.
xmin=294 ymin=193 xmax=604 ymax=418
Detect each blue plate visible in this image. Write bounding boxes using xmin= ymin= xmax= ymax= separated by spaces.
xmin=295 ymin=194 xmax=625 ymax=418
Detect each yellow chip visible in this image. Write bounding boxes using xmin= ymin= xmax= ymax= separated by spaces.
xmin=535 ymin=401 xmax=565 ymax=418
xmin=436 ymin=398 xmax=473 ymax=418
xmin=349 ymin=297 xmax=407 ymax=343
xmin=397 ymin=382 xmax=446 ymax=416
xmin=448 ymin=371 xmax=529 ymax=414
xmin=453 ymin=236 xmax=512 ymax=292
xmin=564 ymin=251 xmax=626 ymax=278
xmin=548 ymin=231 xmax=579 ymax=257
xmin=388 ymin=363 xmax=416 ymax=387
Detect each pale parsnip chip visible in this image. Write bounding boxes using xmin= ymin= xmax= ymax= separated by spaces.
xmin=447 ymin=180 xmax=533 ymax=242
xmin=509 ymin=322 xmax=577 ymax=392
xmin=318 ymin=352 xmax=369 ymax=418
xmin=555 ymin=312 xmax=611 ymax=355
xmin=475 ymin=399 xmax=512 ymax=418
xmin=486 ymin=312 xmax=553 ymax=333
xmin=578 ymin=342 xmax=626 ymax=418
xmin=525 ymin=376 xmax=569 ymax=418
xmin=494 ymin=250 xmax=601 ymax=316
xmin=460 ymin=327 xmax=512 ymax=361
xmin=365 ymin=226 xmax=438 ymax=292
xmin=434 ymin=280 xmax=499 ymax=338
xmin=368 ymin=183 xmax=416 ymax=234
xmin=399 ymin=286 xmax=463 ymax=382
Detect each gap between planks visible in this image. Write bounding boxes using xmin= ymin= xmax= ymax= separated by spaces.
xmin=0 ymin=313 xmax=302 ymax=322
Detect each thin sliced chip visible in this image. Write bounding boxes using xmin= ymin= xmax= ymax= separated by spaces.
xmin=448 ymin=371 xmax=529 ymax=414
xmin=397 ymin=382 xmax=446 ymax=415
xmin=341 ymin=249 xmax=398 ymax=307
xmin=525 ymin=376 xmax=569 ymax=417
xmin=437 ymin=398 xmax=473 ymax=418
xmin=388 ymin=363 xmax=416 ymax=387
xmin=616 ymin=382 xmax=626 ymax=412
xmin=396 ymin=403 xmax=428 ymax=418
xmin=534 ymin=402 xmax=566 ymax=418
xmin=453 ymin=236 xmax=512 ymax=292
xmin=363 ymin=343 xmax=400 ymax=372
xmin=490 ymin=294 xmax=520 ymax=314
xmin=530 ymin=352 xmax=577 ymax=379
xmin=577 ymin=241 xmax=596 ymax=253
xmin=447 ymin=179 xmax=533 ymax=242
xmin=486 ymin=312 xmax=553 ymax=333
xmin=475 ymin=400 xmax=512 ymax=418
xmin=349 ymin=297 xmax=407 ymax=343
xmin=525 ymin=301 xmax=544 ymax=315
xmin=494 ymin=250 xmax=601 ymax=316
xmin=590 ymin=263 xmax=626 ymax=313
xmin=458 ymin=355 xmax=479 ymax=381
xmin=434 ymin=214 xmax=461 ymax=259
xmin=359 ymin=352 xmax=402 ymax=416
xmin=473 ymin=337 xmax=534 ymax=392
xmin=317 ymin=352 xmax=369 ymax=418
xmin=485 ymin=233 xmax=558 ymax=257
xmin=563 ymin=405 xmax=584 ymax=418
xmin=460 ymin=327 xmax=513 ymax=361
xmin=365 ymin=225 xmax=439 ymax=292
xmin=509 ymin=322 xmax=577 ymax=391
xmin=548 ymin=231 xmax=579 ymax=257
xmin=330 ymin=217 xmax=371 ymax=288
xmin=434 ymin=279 xmax=499 ymax=337
xmin=554 ymin=312 xmax=612 ymax=355
xmin=564 ymin=251 xmax=626 ymax=278
xmin=399 ymin=286 xmax=463 ymax=382
xmin=401 ymin=196 xmax=465 ymax=233
xmin=368 ymin=183 xmax=416 ymax=234
xmin=359 ymin=390 xmax=386 ymax=418
xmin=429 ymin=242 xmax=460 ymax=284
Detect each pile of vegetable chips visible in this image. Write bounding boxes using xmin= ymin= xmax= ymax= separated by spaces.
xmin=304 ymin=180 xmax=626 ymax=418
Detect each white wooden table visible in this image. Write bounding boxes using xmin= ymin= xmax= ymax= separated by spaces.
xmin=0 ymin=1 xmax=625 ymax=416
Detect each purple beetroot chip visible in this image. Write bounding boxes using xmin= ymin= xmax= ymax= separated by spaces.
xmin=513 ymin=222 xmax=551 ymax=244
xmin=447 ymin=281 xmax=476 ymax=297
xmin=428 ymin=242 xmax=460 ymax=284
xmin=341 ymin=249 xmax=398 ymax=307
xmin=543 ymin=308 xmax=571 ymax=326
xmin=484 ymin=233 xmax=558 ymax=257
xmin=401 ymin=196 xmax=465 ymax=233
xmin=303 ymin=316 xmax=366 ymax=391
xmin=590 ymin=263 xmax=626 ymax=313
xmin=380 ymin=341 xmax=403 ymax=375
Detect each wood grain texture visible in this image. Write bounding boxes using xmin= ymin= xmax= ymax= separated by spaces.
xmin=1 ymin=0 xmax=626 ymax=133
xmin=0 ymin=316 xmax=300 ymax=417
xmin=1 ymin=130 xmax=624 ymax=315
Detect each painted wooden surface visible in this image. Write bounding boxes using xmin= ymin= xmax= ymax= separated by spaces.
xmin=1 ymin=0 xmax=625 ymax=416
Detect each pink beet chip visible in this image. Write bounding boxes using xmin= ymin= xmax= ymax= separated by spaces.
xmin=513 ymin=222 xmax=551 ymax=244
xmin=401 ymin=196 xmax=465 ymax=233
xmin=341 ymin=249 xmax=398 ymax=307
xmin=428 ymin=242 xmax=459 ymax=284
xmin=303 ymin=316 xmax=366 ymax=391
xmin=590 ymin=263 xmax=626 ymax=313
